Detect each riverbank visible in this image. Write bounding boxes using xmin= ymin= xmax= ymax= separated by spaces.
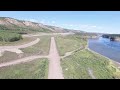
xmin=61 ymin=47 xmax=120 ymax=79
xmin=59 ymin=35 xmax=120 ymax=79
xmin=87 ymin=38 xmax=120 ymax=64
xmin=88 ymin=37 xmax=120 ymax=62
xmin=87 ymin=46 xmax=120 ymax=79
xmin=88 ymin=47 xmax=119 ymax=63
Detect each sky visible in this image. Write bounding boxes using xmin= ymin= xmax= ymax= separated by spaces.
xmin=0 ymin=11 xmax=120 ymax=34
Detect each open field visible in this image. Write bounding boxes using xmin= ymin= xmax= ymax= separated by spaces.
xmin=61 ymin=49 xmax=120 ymax=79
xmin=21 ymin=36 xmax=51 ymax=56
xmin=0 ymin=33 xmax=120 ymax=79
xmin=0 ymin=36 xmax=50 ymax=63
xmin=55 ymin=35 xmax=87 ymax=56
xmin=0 ymin=58 xmax=48 ymax=79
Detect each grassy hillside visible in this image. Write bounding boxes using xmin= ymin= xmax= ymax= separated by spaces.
xmin=0 ymin=17 xmax=53 ymax=33
xmin=0 ymin=17 xmax=86 ymax=33
xmin=0 ymin=26 xmax=52 ymax=34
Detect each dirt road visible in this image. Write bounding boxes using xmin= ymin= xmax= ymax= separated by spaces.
xmin=0 ymin=55 xmax=47 ymax=68
xmin=0 ymin=38 xmax=40 ymax=56
xmin=23 ymin=32 xmax=74 ymax=37
xmin=48 ymin=37 xmax=64 ymax=79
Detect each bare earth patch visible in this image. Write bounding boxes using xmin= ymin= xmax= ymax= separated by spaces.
xmin=88 ymin=68 xmax=96 ymax=79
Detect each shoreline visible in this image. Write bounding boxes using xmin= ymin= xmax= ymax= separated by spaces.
xmin=87 ymin=47 xmax=120 ymax=66
xmin=87 ymin=40 xmax=120 ymax=66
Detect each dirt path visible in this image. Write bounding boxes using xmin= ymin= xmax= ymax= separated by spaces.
xmin=61 ymin=46 xmax=84 ymax=59
xmin=48 ymin=37 xmax=64 ymax=79
xmin=0 ymin=38 xmax=40 ymax=56
xmin=0 ymin=55 xmax=47 ymax=68
xmin=88 ymin=68 xmax=96 ymax=79
xmin=23 ymin=33 xmax=74 ymax=37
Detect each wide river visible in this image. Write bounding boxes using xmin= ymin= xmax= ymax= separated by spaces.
xmin=88 ymin=37 xmax=120 ymax=63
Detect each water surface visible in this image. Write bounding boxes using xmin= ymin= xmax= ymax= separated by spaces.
xmin=88 ymin=37 xmax=120 ymax=62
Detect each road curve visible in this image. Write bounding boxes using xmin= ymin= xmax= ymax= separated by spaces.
xmin=0 ymin=38 xmax=40 ymax=56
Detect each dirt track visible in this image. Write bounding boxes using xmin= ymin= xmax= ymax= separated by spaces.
xmin=48 ymin=37 xmax=64 ymax=79
xmin=0 ymin=55 xmax=47 ymax=68
xmin=0 ymin=38 xmax=40 ymax=56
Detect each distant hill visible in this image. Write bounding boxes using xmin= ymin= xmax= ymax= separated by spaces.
xmin=0 ymin=17 xmax=85 ymax=33
xmin=0 ymin=17 xmax=53 ymax=33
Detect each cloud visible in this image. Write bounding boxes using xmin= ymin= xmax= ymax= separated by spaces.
xmin=97 ymin=26 xmax=103 ymax=29
xmin=51 ymin=21 xmax=56 ymax=24
xmin=78 ymin=25 xmax=89 ymax=29
xmin=69 ymin=24 xmax=74 ymax=27
xmin=29 ymin=19 xmax=38 ymax=22
xmin=91 ymin=25 xmax=97 ymax=28
xmin=40 ymin=19 xmax=45 ymax=24
xmin=59 ymin=23 xmax=104 ymax=32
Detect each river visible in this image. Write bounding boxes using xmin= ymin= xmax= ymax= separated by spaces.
xmin=88 ymin=37 xmax=120 ymax=63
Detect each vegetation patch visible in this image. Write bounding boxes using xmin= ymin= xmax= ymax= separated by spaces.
xmin=0 ymin=32 xmax=22 ymax=42
xmin=21 ymin=36 xmax=51 ymax=56
xmin=55 ymin=34 xmax=87 ymax=56
xmin=0 ymin=58 xmax=48 ymax=79
xmin=61 ymin=49 xmax=120 ymax=79
xmin=0 ymin=36 xmax=35 ymax=46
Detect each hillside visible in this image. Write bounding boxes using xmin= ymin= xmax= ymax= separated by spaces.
xmin=0 ymin=17 xmax=53 ymax=33
xmin=0 ymin=17 xmax=80 ymax=33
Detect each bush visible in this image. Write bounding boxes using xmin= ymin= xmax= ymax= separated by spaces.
xmin=0 ymin=32 xmax=22 ymax=42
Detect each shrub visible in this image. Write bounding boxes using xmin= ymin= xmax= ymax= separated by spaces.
xmin=0 ymin=32 xmax=22 ymax=42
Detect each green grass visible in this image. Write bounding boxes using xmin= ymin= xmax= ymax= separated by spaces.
xmin=0 ymin=36 xmax=35 ymax=46
xmin=21 ymin=36 xmax=51 ymax=56
xmin=0 ymin=58 xmax=48 ymax=79
xmin=61 ymin=49 xmax=120 ymax=79
xmin=0 ymin=32 xmax=22 ymax=42
xmin=0 ymin=36 xmax=50 ymax=63
xmin=56 ymin=34 xmax=120 ymax=79
xmin=55 ymin=35 xmax=87 ymax=56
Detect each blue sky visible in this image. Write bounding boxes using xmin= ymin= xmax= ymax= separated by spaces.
xmin=0 ymin=11 xmax=120 ymax=34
